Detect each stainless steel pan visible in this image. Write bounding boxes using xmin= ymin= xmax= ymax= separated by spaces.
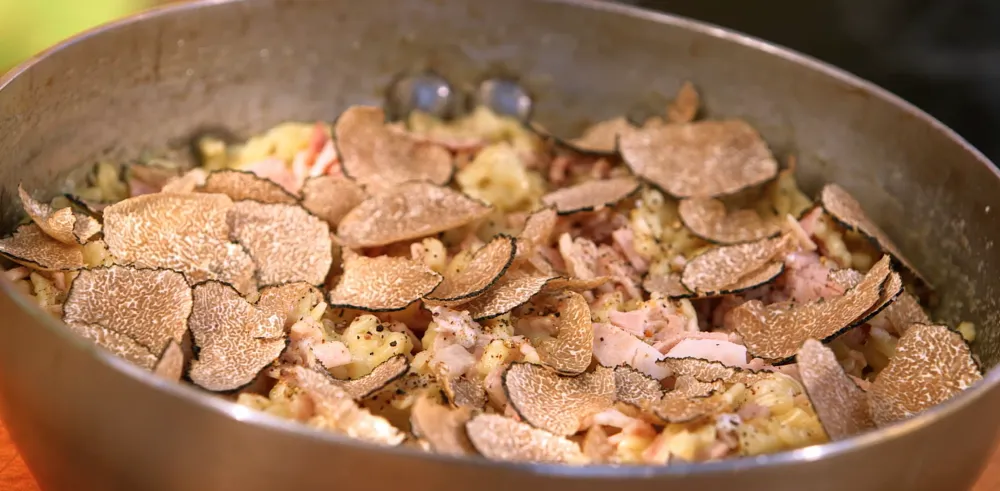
xmin=1 ymin=1 xmax=999 ymax=490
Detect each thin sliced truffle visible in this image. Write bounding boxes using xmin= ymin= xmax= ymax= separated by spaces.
xmin=820 ymin=184 xmax=924 ymax=282
xmin=862 ymin=271 xmax=904 ymax=323
xmin=337 ymin=182 xmax=492 ymax=248
xmin=328 ymin=252 xmax=442 ymax=312
xmin=66 ymin=322 xmax=157 ymax=370
xmin=301 ymin=175 xmax=367 ymax=226
xmin=335 ymin=106 xmax=453 ymax=190
xmin=673 ymin=375 xmax=725 ymax=397
xmin=18 ymin=184 xmax=88 ymax=245
xmin=283 ymin=365 xmax=406 ymax=445
xmin=187 ymin=281 xmax=286 ymax=391
xmin=679 ymin=197 xmax=780 ymax=244
xmin=614 ymin=365 xmax=664 ymax=407
xmin=102 ymin=193 xmax=255 ymax=291
xmin=797 ymin=339 xmax=874 ymax=440
xmin=828 ymin=269 xmax=863 ymax=290
xmin=667 ymin=81 xmax=700 ymax=124
xmin=642 ymin=271 xmax=692 ymax=298
xmin=440 ymin=374 xmax=487 ymax=409
xmin=541 ymin=177 xmax=641 ymax=215
xmin=153 ymin=340 xmax=185 ymax=381
xmin=465 ymin=413 xmax=586 ymax=464
xmin=461 ymin=271 xmax=556 ymax=320
xmin=646 ymin=389 xmax=731 ymax=423
xmin=200 ymin=170 xmax=298 ymax=204
xmin=63 ymin=266 xmax=192 ymax=354
xmin=731 ymin=255 xmax=894 ymax=362
xmin=410 ymin=392 xmax=476 ymax=456
xmin=535 ymin=292 xmax=594 ymax=375
xmin=869 ymin=324 xmax=981 ymax=426
xmin=884 ymin=292 xmax=931 ymax=334
xmin=681 ymin=236 xmax=790 ymax=295
xmin=0 ymin=224 xmax=85 ymax=271
xmin=565 ymin=117 xmax=635 ymax=154
xmin=228 ymin=200 xmax=333 ymax=286
xmin=425 ymin=234 xmax=516 ymax=305
xmin=543 ymin=276 xmax=610 ymax=292
xmin=335 ymin=355 xmax=410 ymax=399
xmin=504 ymin=363 xmax=614 ymax=436
xmin=619 ymin=119 xmax=779 ymax=198
xmin=657 ymin=357 xmax=771 ymax=386
xmin=256 ymin=282 xmax=324 ymax=332
xmin=515 ymin=208 xmax=557 ymax=263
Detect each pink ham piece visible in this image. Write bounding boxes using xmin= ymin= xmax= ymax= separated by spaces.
xmin=592 ymin=322 xmax=668 ymax=379
xmin=664 ymin=338 xmax=749 ymax=368
xmin=611 ymin=227 xmax=650 ymax=274
xmin=312 ymin=341 xmax=352 ymax=368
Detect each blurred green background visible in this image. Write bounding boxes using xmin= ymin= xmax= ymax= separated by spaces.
xmin=0 ymin=0 xmax=161 ymax=73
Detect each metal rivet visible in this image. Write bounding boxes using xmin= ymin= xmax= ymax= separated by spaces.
xmin=476 ymin=79 xmax=532 ymax=121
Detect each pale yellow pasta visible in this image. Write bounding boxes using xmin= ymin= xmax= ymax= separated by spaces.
xmin=456 ymin=142 xmax=546 ymax=213
xmin=330 ymin=315 xmax=413 ymax=379
xmin=234 ymin=122 xmax=322 ymax=168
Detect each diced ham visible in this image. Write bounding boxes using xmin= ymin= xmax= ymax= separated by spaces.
xmin=429 ymin=306 xmax=480 ymax=349
xmin=586 ymin=408 xmax=647 ymax=429
xmin=312 ymin=140 xmax=341 ymax=177
xmin=387 ymin=321 xmax=422 ymax=352
xmin=484 ymin=365 xmax=509 ymax=410
xmin=596 ymin=245 xmax=642 ymax=300
xmin=3 ymin=267 xmax=29 ymax=282
xmin=559 ymin=233 xmax=599 ymax=280
xmin=311 ymin=341 xmax=351 ymax=368
xmin=781 ymin=251 xmax=846 ymax=304
xmin=612 ymin=227 xmax=650 ymax=274
xmin=592 ymin=322 xmax=668 ymax=379
xmin=608 ymin=309 xmax=650 ymax=338
xmin=161 ymin=168 xmax=208 ymax=193
xmin=246 ymin=158 xmax=301 ymax=194
xmin=548 ymin=155 xmax=572 ymax=186
xmin=433 ymin=344 xmax=477 ymax=377
xmin=664 ymin=338 xmax=748 ymax=367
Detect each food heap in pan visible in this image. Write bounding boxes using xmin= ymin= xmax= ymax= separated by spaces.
xmin=0 ymin=82 xmax=982 ymax=465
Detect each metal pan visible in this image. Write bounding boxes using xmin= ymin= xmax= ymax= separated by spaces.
xmin=0 ymin=1 xmax=998 ymax=490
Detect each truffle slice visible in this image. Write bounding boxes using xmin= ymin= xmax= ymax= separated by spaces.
xmin=673 ymin=375 xmax=725 ymax=397
xmin=228 ymin=200 xmax=333 ymax=286
xmin=152 ymin=340 xmax=186 ymax=381
xmin=255 ymin=282 xmax=325 ymax=331
xmin=613 ymin=364 xmax=664 ymax=407
xmin=460 ymin=271 xmax=555 ymax=320
xmin=199 ymin=170 xmax=298 ymax=205
xmin=543 ymin=276 xmax=610 ymax=292
xmin=187 ymin=281 xmax=286 ymax=392
xmin=102 ymin=193 xmax=255 ymax=291
xmin=439 ymin=374 xmax=487 ymax=410
xmin=334 ymin=355 xmax=410 ymax=400
xmin=282 ymin=365 xmax=406 ymax=446
xmin=642 ymin=271 xmax=693 ymax=298
xmin=425 ymin=234 xmax=516 ymax=305
xmin=125 ymin=162 xmax=181 ymax=196
xmin=514 ymin=208 xmax=557 ymax=263
xmin=66 ymin=322 xmax=158 ymax=369
xmin=565 ymin=117 xmax=635 ymax=155
xmin=868 ymin=324 xmax=981 ymax=426
xmin=679 ymin=197 xmax=781 ymax=244
xmin=820 ymin=184 xmax=924 ymax=282
xmin=465 ymin=413 xmax=586 ymax=464
xmin=410 ymin=392 xmax=476 ymax=456
xmin=337 ymin=182 xmax=492 ymax=248
xmin=541 ymin=177 xmax=641 ymax=215
xmin=335 ymin=106 xmax=453 ymax=190
xmin=63 ymin=266 xmax=192 ymax=355
xmin=300 ymin=175 xmax=367 ymax=227
xmin=328 ymin=252 xmax=442 ymax=312
xmin=730 ymin=255 xmax=894 ymax=363
xmin=884 ymin=292 xmax=931 ymax=334
xmin=667 ymin=81 xmax=700 ymax=124
xmin=18 ymin=184 xmax=100 ymax=245
xmin=797 ymin=339 xmax=874 ymax=440
xmin=646 ymin=389 xmax=732 ymax=423
xmin=656 ymin=357 xmax=772 ymax=386
xmin=0 ymin=224 xmax=85 ymax=271
xmin=504 ymin=363 xmax=615 ymax=436
xmin=619 ymin=119 xmax=779 ymax=198
xmin=534 ymin=292 xmax=594 ymax=375
xmin=681 ymin=235 xmax=790 ymax=295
